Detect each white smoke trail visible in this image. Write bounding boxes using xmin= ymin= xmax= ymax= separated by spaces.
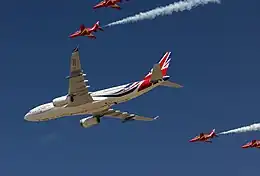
xmin=218 ymin=123 xmax=260 ymax=135
xmin=104 ymin=0 xmax=221 ymax=27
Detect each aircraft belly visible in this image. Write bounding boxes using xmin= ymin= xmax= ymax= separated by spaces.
xmin=37 ymin=101 xmax=110 ymax=121
xmin=35 ymin=107 xmax=62 ymax=121
xmin=47 ymin=107 xmax=71 ymax=120
xmin=64 ymin=101 xmax=108 ymax=115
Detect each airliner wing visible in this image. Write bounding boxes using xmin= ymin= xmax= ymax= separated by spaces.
xmin=66 ymin=47 xmax=93 ymax=107
xmin=99 ymin=108 xmax=159 ymax=122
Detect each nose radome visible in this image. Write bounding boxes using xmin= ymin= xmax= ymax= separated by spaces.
xmin=24 ymin=111 xmax=37 ymax=121
xmin=241 ymin=144 xmax=250 ymax=148
xmin=24 ymin=112 xmax=31 ymax=121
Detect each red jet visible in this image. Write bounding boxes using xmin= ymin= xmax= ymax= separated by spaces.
xmin=189 ymin=129 xmax=218 ymax=143
xmin=93 ymin=0 xmax=129 ymax=10
xmin=242 ymin=140 xmax=260 ymax=149
xmin=69 ymin=21 xmax=103 ymax=39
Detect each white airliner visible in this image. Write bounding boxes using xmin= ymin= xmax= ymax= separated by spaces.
xmin=24 ymin=47 xmax=183 ymax=128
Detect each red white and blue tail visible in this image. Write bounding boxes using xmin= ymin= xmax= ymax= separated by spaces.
xmin=144 ymin=52 xmax=171 ymax=80
xmin=142 ymin=52 xmax=183 ymax=88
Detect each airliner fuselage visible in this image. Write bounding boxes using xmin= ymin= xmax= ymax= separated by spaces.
xmin=24 ymin=78 xmax=168 ymax=122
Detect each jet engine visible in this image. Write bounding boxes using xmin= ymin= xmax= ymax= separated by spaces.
xmin=80 ymin=116 xmax=101 ymax=128
xmin=52 ymin=95 xmax=74 ymax=107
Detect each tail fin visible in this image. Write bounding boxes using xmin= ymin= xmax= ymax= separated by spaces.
xmin=144 ymin=52 xmax=171 ymax=80
xmin=80 ymin=24 xmax=85 ymax=31
xmin=210 ymin=129 xmax=218 ymax=137
xmin=94 ymin=21 xmax=104 ymax=31
xmin=143 ymin=52 xmax=183 ymax=88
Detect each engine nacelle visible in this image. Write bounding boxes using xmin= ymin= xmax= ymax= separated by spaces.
xmin=52 ymin=95 xmax=73 ymax=107
xmin=80 ymin=116 xmax=101 ymax=128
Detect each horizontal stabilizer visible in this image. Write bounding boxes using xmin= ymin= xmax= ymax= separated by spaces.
xmin=160 ymin=81 xmax=183 ymax=88
xmin=150 ymin=64 xmax=163 ymax=83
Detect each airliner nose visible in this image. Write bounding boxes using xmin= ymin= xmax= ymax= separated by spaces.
xmin=24 ymin=112 xmax=35 ymax=121
xmin=24 ymin=112 xmax=30 ymax=121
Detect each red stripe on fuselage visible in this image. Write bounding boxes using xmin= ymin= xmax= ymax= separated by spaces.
xmin=138 ymin=80 xmax=152 ymax=92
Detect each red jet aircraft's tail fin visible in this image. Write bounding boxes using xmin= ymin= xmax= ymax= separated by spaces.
xmin=94 ymin=21 xmax=104 ymax=31
xmin=210 ymin=129 xmax=218 ymax=137
xmin=80 ymin=24 xmax=85 ymax=31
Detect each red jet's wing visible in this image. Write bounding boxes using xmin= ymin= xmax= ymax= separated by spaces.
xmin=194 ymin=136 xmax=201 ymax=140
xmin=93 ymin=0 xmax=106 ymax=9
xmin=189 ymin=135 xmax=200 ymax=142
xmin=110 ymin=3 xmax=121 ymax=9
xmin=85 ymin=33 xmax=96 ymax=39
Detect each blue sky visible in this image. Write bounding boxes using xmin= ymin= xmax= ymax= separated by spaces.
xmin=1 ymin=0 xmax=260 ymax=175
